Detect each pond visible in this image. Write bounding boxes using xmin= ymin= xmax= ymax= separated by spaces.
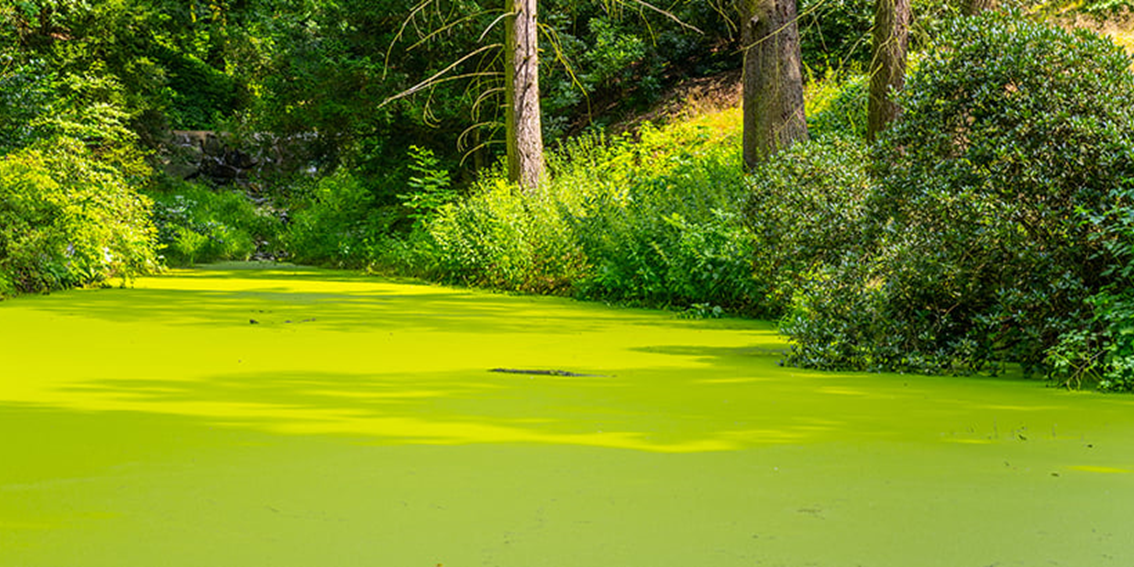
xmin=2 ymin=262 xmax=1132 ymax=566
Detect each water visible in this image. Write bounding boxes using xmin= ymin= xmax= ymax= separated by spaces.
xmin=2 ymin=263 xmax=1132 ymax=566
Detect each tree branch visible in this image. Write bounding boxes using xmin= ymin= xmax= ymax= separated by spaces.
xmin=379 ymin=45 xmax=503 ymax=109
xmin=621 ymin=0 xmax=703 ymax=34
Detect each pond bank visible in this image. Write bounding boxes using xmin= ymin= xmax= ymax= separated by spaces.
xmin=2 ymin=262 xmax=1132 ymax=566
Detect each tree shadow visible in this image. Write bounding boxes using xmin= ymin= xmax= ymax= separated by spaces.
xmin=3 ymin=263 xmax=851 ymax=455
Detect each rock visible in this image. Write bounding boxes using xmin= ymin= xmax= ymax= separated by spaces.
xmin=160 ymin=130 xmax=274 ymax=185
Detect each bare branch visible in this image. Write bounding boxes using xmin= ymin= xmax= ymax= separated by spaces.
xmin=407 ymin=10 xmax=492 ymax=52
xmin=539 ymin=23 xmax=592 ymax=121
xmin=379 ymin=45 xmax=503 ymax=109
xmin=473 ymin=86 xmax=506 ymax=116
xmin=383 ymin=0 xmax=434 ymax=80
xmin=458 ymin=120 xmax=503 ymax=151
xmin=459 ymin=138 xmax=505 ymax=168
xmin=621 ymin=0 xmax=703 ymax=35
xmin=479 ymin=11 xmax=514 ymax=44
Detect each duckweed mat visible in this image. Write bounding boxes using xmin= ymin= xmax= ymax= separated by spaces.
xmin=2 ymin=263 xmax=1133 ymax=566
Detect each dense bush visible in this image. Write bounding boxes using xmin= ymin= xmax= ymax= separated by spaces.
xmin=388 ymin=112 xmax=764 ymax=312
xmin=805 ymin=72 xmax=868 ymax=140
xmin=147 ymin=179 xmax=281 ymax=266
xmin=424 ymin=176 xmax=587 ymax=294
xmin=780 ymin=12 xmax=1134 ymax=387
xmin=281 ymin=170 xmax=398 ymax=267
xmin=745 ymin=137 xmax=873 ymax=314
xmin=0 ymin=137 xmax=157 ymax=295
xmin=563 ymin=125 xmax=756 ymax=310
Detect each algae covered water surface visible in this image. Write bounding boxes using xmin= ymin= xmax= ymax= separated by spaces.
xmin=2 ymin=263 xmax=1133 ymax=566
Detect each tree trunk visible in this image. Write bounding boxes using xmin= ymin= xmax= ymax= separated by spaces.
xmin=504 ymin=0 xmax=544 ymax=190
xmin=867 ymin=0 xmax=910 ymax=143
xmin=741 ymin=0 xmax=809 ymax=169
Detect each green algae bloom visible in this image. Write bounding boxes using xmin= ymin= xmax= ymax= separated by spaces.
xmin=2 ymin=263 xmax=1133 ymax=566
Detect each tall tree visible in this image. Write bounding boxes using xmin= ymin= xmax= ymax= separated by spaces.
xmin=504 ymin=0 xmax=544 ymax=189
xmin=866 ymin=0 xmax=909 ymax=142
xmin=740 ymin=0 xmax=808 ymax=169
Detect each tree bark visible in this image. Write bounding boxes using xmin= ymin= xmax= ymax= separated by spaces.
xmin=867 ymin=0 xmax=910 ymax=143
xmin=741 ymin=0 xmax=809 ymax=169
xmin=504 ymin=0 xmax=544 ymax=190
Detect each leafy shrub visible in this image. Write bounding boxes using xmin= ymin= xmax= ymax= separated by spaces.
xmin=282 ymin=169 xmax=395 ymax=267
xmin=424 ymin=177 xmax=587 ymax=294
xmin=781 ymin=12 xmax=1134 ymax=381
xmin=148 ymin=179 xmax=280 ymax=266
xmin=805 ymin=71 xmax=868 ymax=140
xmin=0 ymin=137 xmax=157 ymax=294
xmin=1045 ymin=193 xmax=1134 ymax=391
xmin=745 ymin=137 xmax=873 ymax=315
xmin=564 ymin=126 xmax=756 ymax=309
xmin=404 ymin=113 xmax=763 ymax=312
xmin=1044 ymin=290 xmax=1134 ymax=391
xmin=397 ymin=146 xmax=456 ymax=224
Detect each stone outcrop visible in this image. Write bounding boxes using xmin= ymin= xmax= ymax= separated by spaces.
xmin=159 ymin=130 xmax=258 ymax=184
xmin=158 ymin=130 xmax=315 ymax=185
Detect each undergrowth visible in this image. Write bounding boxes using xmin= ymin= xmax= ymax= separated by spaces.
xmin=367 ymin=70 xmax=870 ymax=318
xmin=147 ymin=178 xmax=282 ymax=266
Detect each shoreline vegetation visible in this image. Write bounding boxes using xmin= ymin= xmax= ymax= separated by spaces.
xmin=6 ymin=5 xmax=1134 ymax=389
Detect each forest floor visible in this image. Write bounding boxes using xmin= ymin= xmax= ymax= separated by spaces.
xmin=2 ymin=262 xmax=1133 ymax=566
xmin=608 ymin=69 xmax=743 ymax=135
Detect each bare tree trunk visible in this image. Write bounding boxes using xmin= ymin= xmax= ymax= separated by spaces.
xmin=741 ymin=0 xmax=809 ymax=169
xmin=867 ymin=0 xmax=910 ymax=143
xmin=505 ymin=0 xmax=544 ymax=190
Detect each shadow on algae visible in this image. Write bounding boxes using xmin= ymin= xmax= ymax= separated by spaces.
xmin=1 ymin=262 xmax=1133 ymax=567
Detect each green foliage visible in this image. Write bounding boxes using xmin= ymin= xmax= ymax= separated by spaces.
xmin=0 ymin=50 xmax=143 ymax=167
xmin=147 ymin=179 xmax=280 ymax=266
xmin=2 ymin=0 xmax=271 ymax=142
xmin=0 ymin=56 xmax=54 ymax=152
xmin=253 ymin=0 xmax=739 ymax=190
xmin=1043 ymin=290 xmax=1134 ymax=391
xmin=745 ymin=137 xmax=873 ymax=314
xmin=1046 ymin=188 xmax=1134 ymax=391
xmin=780 ymin=12 xmax=1134 ymax=384
xmin=401 ymin=116 xmax=762 ymax=311
xmin=798 ymin=0 xmax=874 ymax=70
xmin=423 ymin=175 xmax=587 ymax=294
xmin=805 ymin=71 xmax=868 ymax=140
xmin=563 ymin=126 xmax=756 ymax=309
xmin=282 ymin=170 xmax=395 ymax=267
xmin=1092 ymin=292 xmax=1134 ymax=392
xmin=6 ymin=0 xmax=742 ymax=195
xmin=397 ymin=146 xmax=455 ymax=224
xmin=153 ymin=46 xmax=240 ymax=130
xmin=0 ymin=137 xmax=157 ymax=294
